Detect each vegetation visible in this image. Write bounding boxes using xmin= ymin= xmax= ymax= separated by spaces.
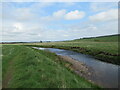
xmin=71 ymin=34 xmax=119 ymax=42
xmin=2 ymin=45 xmax=99 ymax=88
xmin=0 ymin=45 xmax=2 ymax=89
xmin=23 ymin=34 xmax=119 ymax=65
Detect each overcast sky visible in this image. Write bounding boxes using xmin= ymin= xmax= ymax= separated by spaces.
xmin=1 ymin=2 xmax=118 ymax=41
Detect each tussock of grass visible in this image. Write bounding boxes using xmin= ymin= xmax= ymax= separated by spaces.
xmin=2 ymin=45 xmax=100 ymax=88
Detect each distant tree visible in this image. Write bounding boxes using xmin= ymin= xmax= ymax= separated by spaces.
xmin=40 ymin=41 xmax=42 ymax=43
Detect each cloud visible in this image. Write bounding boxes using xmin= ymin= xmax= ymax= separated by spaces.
xmin=3 ymin=4 xmax=33 ymax=22
xmin=63 ymin=2 xmax=76 ymax=6
xmin=2 ymin=2 xmax=118 ymax=42
xmin=65 ymin=10 xmax=85 ymax=20
xmin=53 ymin=9 xmax=66 ymax=19
xmin=40 ymin=10 xmax=85 ymax=21
xmin=2 ymin=20 xmax=118 ymax=41
xmin=14 ymin=8 xmax=34 ymax=21
xmin=12 ymin=23 xmax=24 ymax=32
xmin=90 ymin=2 xmax=118 ymax=12
xmin=89 ymin=9 xmax=118 ymax=22
xmin=2 ymin=2 xmax=54 ymax=21
xmin=2 ymin=0 xmax=120 ymax=2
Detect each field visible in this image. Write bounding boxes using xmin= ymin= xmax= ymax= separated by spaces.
xmin=2 ymin=45 xmax=99 ymax=88
xmin=23 ymin=35 xmax=119 ymax=65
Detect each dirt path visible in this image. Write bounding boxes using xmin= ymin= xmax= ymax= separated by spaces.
xmin=2 ymin=59 xmax=14 ymax=88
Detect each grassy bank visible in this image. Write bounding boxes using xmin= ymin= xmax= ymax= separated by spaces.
xmin=2 ymin=45 xmax=99 ymax=88
xmin=23 ymin=35 xmax=119 ymax=65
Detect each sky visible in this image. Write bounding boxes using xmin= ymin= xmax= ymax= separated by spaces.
xmin=1 ymin=2 xmax=118 ymax=42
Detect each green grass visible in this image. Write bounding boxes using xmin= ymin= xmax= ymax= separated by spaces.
xmin=0 ymin=45 xmax=2 ymax=89
xmin=23 ymin=35 xmax=119 ymax=65
xmin=72 ymin=34 xmax=119 ymax=42
xmin=2 ymin=45 xmax=100 ymax=88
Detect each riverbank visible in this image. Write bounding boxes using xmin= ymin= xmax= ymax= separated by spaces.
xmin=22 ymin=35 xmax=119 ymax=65
xmin=2 ymin=45 xmax=100 ymax=88
xmin=58 ymin=55 xmax=94 ymax=82
xmin=33 ymin=47 xmax=118 ymax=88
xmin=26 ymin=43 xmax=119 ymax=65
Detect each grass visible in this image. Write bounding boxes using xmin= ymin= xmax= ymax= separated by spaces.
xmin=2 ymin=45 xmax=100 ymax=88
xmin=0 ymin=45 xmax=2 ymax=89
xmin=22 ymin=34 xmax=119 ymax=65
xmin=72 ymin=34 xmax=119 ymax=42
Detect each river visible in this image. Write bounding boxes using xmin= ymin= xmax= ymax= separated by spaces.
xmin=33 ymin=47 xmax=119 ymax=88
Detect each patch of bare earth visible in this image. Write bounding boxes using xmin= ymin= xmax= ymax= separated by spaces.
xmin=2 ymin=60 xmax=14 ymax=88
xmin=58 ymin=55 xmax=95 ymax=83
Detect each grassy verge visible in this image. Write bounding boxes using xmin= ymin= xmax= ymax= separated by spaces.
xmin=2 ymin=45 xmax=100 ymax=88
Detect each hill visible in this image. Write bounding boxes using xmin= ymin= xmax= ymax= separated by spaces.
xmin=72 ymin=34 xmax=119 ymax=42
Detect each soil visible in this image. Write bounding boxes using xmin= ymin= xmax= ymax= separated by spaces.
xmin=58 ymin=55 xmax=95 ymax=83
xmin=2 ymin=59 xmax=14 ymax=88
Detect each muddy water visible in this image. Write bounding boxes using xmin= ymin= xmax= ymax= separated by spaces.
xmin=33 ymin=47 xmax=119 ymax=88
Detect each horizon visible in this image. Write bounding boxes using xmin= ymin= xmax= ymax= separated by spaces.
xmin=1 ymin=34 xmax=119 ymax=43
xmin=1 ymin=2 xmax=118 ymax=42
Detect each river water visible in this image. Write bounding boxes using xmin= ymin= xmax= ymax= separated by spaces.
xmin=33 ymin=47 xmax=119 ymax=88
